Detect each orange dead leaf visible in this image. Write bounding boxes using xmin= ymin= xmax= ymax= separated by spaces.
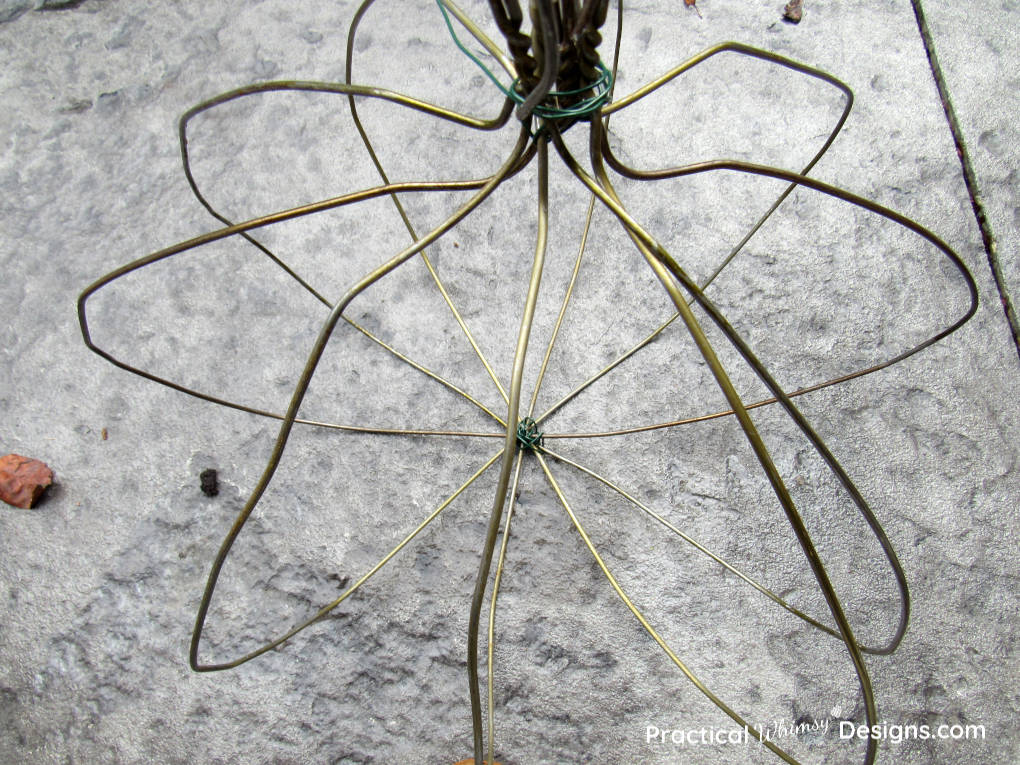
xmin=0 ymin=454 xmax=53 ymax=509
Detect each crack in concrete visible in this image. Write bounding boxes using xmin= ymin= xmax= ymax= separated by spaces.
xmin=910 ymin=0 xmax=1020 ymax=363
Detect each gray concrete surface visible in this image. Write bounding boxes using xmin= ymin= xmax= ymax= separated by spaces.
xmin=1 ymin=1 xmax=1017 ymax=764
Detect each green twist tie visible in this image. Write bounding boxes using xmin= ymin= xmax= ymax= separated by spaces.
xmin=516 ymin=417 xmax=544 ymax=450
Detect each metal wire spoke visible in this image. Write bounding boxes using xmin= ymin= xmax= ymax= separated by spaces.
xmin=540 ymin=444 xmax=896 ymax=653
xmin=78 ymin=176 xmax=509 ymax=439
xmin=535 ymin=41 xmax=855 ymax=430
xmin=484 ymin=449 xmax=526 ymax=765
xmin=188 ymin=124 xmax=533 ymax=670
xmin=348 ymin=0 xmax=516 ymax=408
xmin=193 ymin=448 xmax=506 ymax=670
xmin=179 ymin=79 xmax=514 ymax=428
xmin=534 ymin=450 xmax=806 ymax=765
xmin=557 ymin=127 xmax=884 ymax=764
xmin=180 ymin=102 xmax=510 ymax=432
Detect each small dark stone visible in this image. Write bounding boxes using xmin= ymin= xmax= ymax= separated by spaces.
xmin=199 ymin=469 xmax=218 ymax=497
xmin=783 ymin=0 xmax=803 ymax=23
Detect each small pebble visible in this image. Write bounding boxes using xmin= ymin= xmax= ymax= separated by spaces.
xmin=199 ymin=468 xmax=219 ymax=497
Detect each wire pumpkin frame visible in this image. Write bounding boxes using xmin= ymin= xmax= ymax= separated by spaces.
xmin=76 ymin=0 xmax=978 ymax=763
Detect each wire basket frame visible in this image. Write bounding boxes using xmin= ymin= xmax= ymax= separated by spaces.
xmin=78 ymin=1 xmax=978 ymax=763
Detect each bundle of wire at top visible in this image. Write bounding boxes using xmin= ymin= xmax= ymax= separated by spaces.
xmin=438 ymin=0 xmax=613 ymax=122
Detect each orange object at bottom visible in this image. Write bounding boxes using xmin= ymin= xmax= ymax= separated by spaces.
xmin=452 ymin=760 xmax=502 ymax=765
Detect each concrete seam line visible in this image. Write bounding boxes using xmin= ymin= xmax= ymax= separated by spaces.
xmin=910 ymin=0 xmax=1020 ymax=362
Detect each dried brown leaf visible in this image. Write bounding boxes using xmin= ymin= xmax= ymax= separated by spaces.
xmin=0 ymin=454 xmax=54 ymax=509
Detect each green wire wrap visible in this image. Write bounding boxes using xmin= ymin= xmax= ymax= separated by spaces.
xmin=515 ymin=417 xmax=544 ymax=449
xmin=436 ymin=0 xmax=613 ymax=121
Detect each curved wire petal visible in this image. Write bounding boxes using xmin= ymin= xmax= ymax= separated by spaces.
xmin=552 ymin=123 xmax=977 ymax=765
xmin=534 ymin=41 xmax=854 ymax=429
xmin=78 ymin=176 xmax=509 ymax=439
xmin=577 ymin=114 xmax=977 ymax=658
xmin=534 ymin=450 xmax=813 ymax=765
xmin=597 ymin=50 xmax=977 ymax=426
xmin=78 ymin=82 xmax=533 ymax=437
xmin=189 ymin=125 xmax=532 ymax=670
xmin=539 ymin=443 xmax=896 ymax=654
xmin=177 ymin=81 xmax=518 ymax=427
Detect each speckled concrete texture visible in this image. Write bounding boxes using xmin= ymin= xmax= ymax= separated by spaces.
xmin=0 ymin=1 xmax=1017 ymax=764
